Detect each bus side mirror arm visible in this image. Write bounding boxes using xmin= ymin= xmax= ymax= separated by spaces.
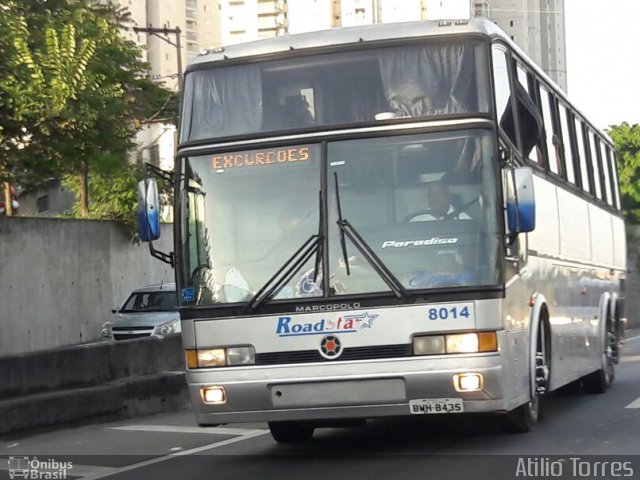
xmin=150 ymin=242 xmax=175 ymax=268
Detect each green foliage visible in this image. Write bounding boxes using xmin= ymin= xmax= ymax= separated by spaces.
xmin=1 ymin=0 xmax=177 ymax=222
xmin=63 ymin=165 xmax=141 ymax=233
xmin=62 ymin=164 xmax=173 ymax=235
xmin=0 ymin=1 xmax=97 ymax=186
xmin=607 ymin=122 xmax=640 ymax=225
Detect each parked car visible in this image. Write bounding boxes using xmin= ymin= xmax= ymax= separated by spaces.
xmin=101 ymin=283 xmax=180 ymax=341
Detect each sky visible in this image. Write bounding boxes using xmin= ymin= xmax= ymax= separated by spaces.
xmin=565 ymin=0 xmax=640 ymax=131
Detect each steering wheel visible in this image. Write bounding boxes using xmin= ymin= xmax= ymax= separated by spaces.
xmin=403 ymin=210 xmax=435 ymax=223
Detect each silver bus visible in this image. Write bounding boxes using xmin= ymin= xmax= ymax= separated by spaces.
xmin=139 ymin=18 xmax=626 ymax=443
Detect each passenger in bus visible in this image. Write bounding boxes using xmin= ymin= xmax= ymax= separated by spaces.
xmin=409 ymin=181 xmax=471 ymax=221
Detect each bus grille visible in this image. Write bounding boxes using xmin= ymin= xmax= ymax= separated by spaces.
xmin=255 ymin=344 xmax=412 ymax=365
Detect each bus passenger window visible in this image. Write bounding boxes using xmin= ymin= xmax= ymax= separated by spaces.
xmin=516 ymin=63 xmax=541 ymax=165
xmin=599 ymin=140 xmax=613 ymax=206
xmin=574 ymin=119 xmax=591 ymax=193
xmin=539 ymin=85 xmax=560 ymax=176
xmin=608 ymin=147 xmax=622 ymax=210
xmin=491 ymin=46 xmax=514 ymax=144
xmin=588 ymin=130 xmax=603 ymax=200
xmin=558 ymin=104 xmax=575 ymax=184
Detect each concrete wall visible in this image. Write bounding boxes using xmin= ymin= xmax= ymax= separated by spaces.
xmin=0 ymin=217 xmax=174 ymax=356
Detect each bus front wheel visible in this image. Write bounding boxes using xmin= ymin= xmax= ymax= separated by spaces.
xmin=506 ymin=315 xmax=549 ymax=433
xmin=268 ymin=421 xmax=315 ymax=443
xmin=506 ymin=393 xmax=540 ymax=433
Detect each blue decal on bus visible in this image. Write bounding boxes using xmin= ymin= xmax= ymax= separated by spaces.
xmin=181 ymin=288 xmax=195 ymax=302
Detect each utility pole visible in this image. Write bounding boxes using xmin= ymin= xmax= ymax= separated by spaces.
xmin=3 ymin=182 xmax=14 ymax=216
xmin=133 ymin=26 xmax=183 ymax=92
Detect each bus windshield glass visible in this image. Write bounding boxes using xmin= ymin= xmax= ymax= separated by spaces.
xmin=179 ymin=129 xmax=500 ymax=306
xmin=181 ymin=39 xmax=489 ymax=142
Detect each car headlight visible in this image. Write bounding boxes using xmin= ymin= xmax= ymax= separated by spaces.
xmin=100 ymin=324 xmax=112 ymax=338
xmin=155 ymin=319 xmax=180 ymax=336
xmin=186 ymin=347 xmax=256 ymax=368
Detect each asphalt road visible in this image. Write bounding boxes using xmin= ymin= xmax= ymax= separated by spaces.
xmin=1 ymin=332 xmax=639 ymax=480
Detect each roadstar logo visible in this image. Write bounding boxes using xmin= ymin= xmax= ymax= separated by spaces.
xmin=276 ymin=312 xmax=378 ymax=337
xmin=381 ymin=237 xmax=458 ymax=249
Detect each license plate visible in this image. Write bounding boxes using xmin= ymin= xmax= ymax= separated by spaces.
xmin=409 ymin=398 xmax=464 ymax=414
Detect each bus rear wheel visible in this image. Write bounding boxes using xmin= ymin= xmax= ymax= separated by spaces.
xmin=583 ymin=315 xmax=616 ymax=394
xmin=268 ymin=421 xmax=315 ymax=443
xmin=583 ymin=350 xmax=614 ymax=394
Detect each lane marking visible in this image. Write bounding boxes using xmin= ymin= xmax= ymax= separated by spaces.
xmin=619 ymin=355 xmax=640 ymax=363
xmin=81 ymin=429 xmax=270 ymax=480
xmin=111 ymin=424 xmax=264 ymax=436
xmin=625 ymin=396 xmax=640 ymax=409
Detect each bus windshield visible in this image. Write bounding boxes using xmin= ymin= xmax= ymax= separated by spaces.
xmin=179 ymin=129 xmax=500 ymax=306
xmin=181 ymin=39 xmax=489 ymax=142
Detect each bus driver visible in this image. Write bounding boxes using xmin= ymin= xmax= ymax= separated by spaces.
xmin=410 ymin=181 xmax=471 ymax=221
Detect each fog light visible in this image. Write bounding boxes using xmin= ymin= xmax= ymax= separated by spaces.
xmin=201 ymin=386 xmax=226 ymax=404
xmin=454 ymin=373 xmax=483 ymax=392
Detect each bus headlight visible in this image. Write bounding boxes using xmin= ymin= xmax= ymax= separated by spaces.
xmin=226 ymin=347 xmax=255 ymax=365
xmin=446 ymin=332 xmax=497 ymax=353
xmin=196 ymin=349 xmax=226 ymax=368
xmin=186 ymin=347 xmax=256 ymax=368
xmin=446 ymin=333 xmax=479 ymax=353
xmin=413 ymin=332 xmax=497 ymax=355
xmin=413 ymin=335 xmax=446 ymax=355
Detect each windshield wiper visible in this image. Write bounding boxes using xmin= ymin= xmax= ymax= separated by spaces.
xmin=333 ymin=172 xmax=410 ymax=300
xmin=246 ymin=190 xmax=324 ymax=312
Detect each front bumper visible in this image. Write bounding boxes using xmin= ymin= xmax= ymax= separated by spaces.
xmin=189 ymin=353 xmax=509 ymax=424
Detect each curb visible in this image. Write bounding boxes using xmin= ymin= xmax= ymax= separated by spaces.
xmin=0 ymin=372 xmax=189 ymax=437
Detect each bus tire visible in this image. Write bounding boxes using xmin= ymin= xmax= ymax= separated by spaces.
xmin=582 ymin=351 xmax=614 ymax=394
xmin=506 ymin=312 xmax=549 ymax=433
xmin=506 ymin=394 xmax=540 ymax=433
xmin=583 ymin=300 xmax=615 ymax=394
xmin=268 ymin=421 xmax=315 ymax=443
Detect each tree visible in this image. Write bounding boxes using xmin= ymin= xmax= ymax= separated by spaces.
xmin=0 ymin=1 xmax=96 ymax=214
xmin=1 ymin=0 xmax=176 ymax=220
xmin=39 ymin=1 xmax=175 ymax=217
xmin=607 ymin=122 xmax=640 ymax=225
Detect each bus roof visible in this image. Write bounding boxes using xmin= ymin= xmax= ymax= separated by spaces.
xmin=188 ymin=18 xmax=504 ymax=68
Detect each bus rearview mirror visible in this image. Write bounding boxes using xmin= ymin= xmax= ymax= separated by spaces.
xmin=506 ymin=167 xmax=535 ymax=234
xmin=138 ymin=178 xmax=161 ymax=242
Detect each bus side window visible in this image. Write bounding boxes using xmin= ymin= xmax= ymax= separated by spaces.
xmin=608 ymin=146 xmax=622 ymax=210
xmin=558 ymin=103 xmax=576 ymax=184
xmin=574 ymin=119 xmax=591 ymax=194
xmin=588 ymin=130 xmax=603 ymax=201
xmin=515 ymin=63 xmax=541 ymax=165
xmin=538 ymin=85 xmax=561 ymax=176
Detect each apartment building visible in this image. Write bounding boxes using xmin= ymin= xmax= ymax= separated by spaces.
xmin=487 ymin=0 xmax=567 ymax=91
xmin=103 ymin=0 xmax=217 ymax=176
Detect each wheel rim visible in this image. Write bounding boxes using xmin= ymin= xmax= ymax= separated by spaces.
xmin=535 ymin=321 xmax=550 ymax=396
